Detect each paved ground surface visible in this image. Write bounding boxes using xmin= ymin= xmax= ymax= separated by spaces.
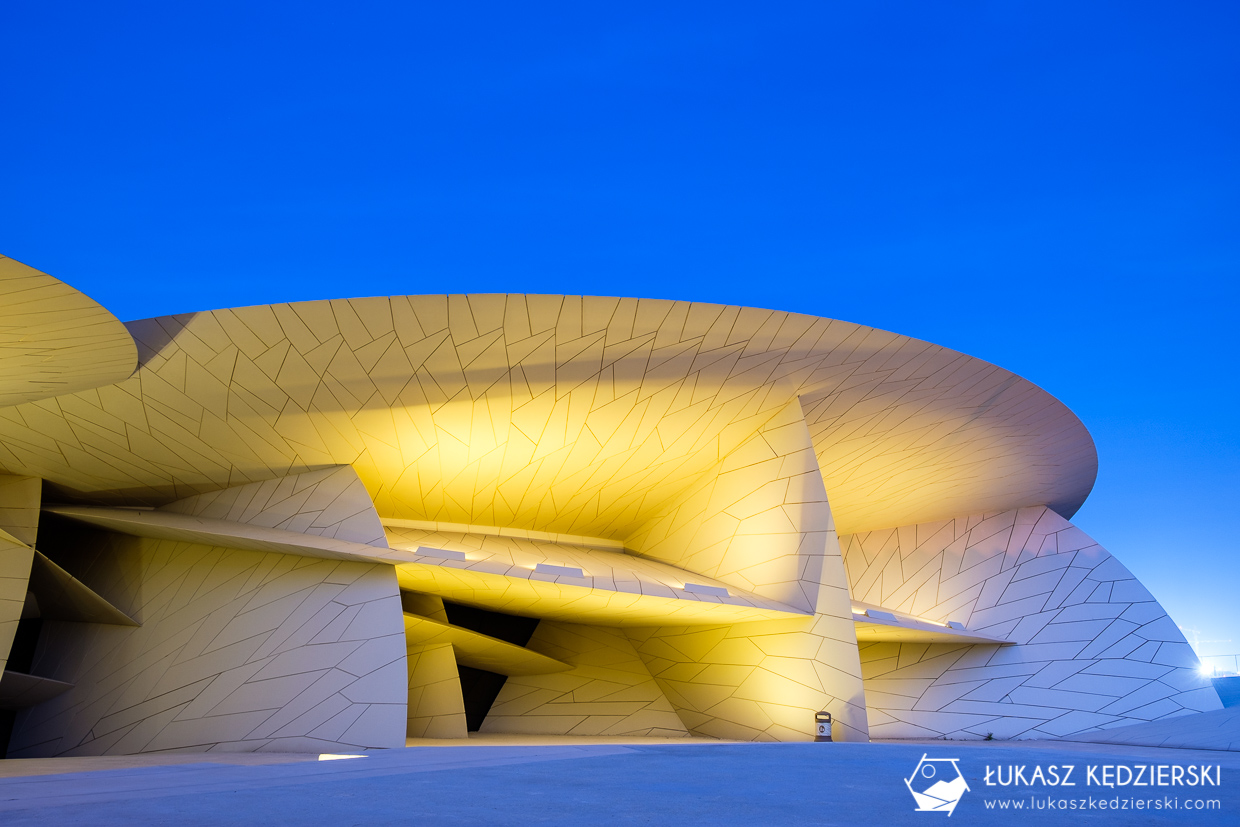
xmin=0 ymin=737 xmax=1236 ymax=825
xmin=405 ymin=733 xmax=736 ymax=748
xmin=0 ymin=734 xmax=725 ymax=779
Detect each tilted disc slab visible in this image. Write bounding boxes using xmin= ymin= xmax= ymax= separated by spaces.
xmin=0 ymin=256 xmax=137 ymax=408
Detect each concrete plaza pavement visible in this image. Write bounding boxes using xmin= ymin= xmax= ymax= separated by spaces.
xmin=0 ymin=735 xmax=1236 ymax=826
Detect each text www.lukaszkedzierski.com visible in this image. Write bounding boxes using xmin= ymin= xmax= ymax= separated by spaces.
xmin=983 ymin=796 xmax=1220 ymax=811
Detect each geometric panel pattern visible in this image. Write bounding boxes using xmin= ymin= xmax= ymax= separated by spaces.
xmin=1057 ymin=705 xmax=1240 ymax=752
xmin=387 ymin=527 xmax=803 ymax=626
xmin=0 ymin=541 xmax=34 ymax=676
xmin=27 ymin=550 xmax=138 ymax=626
xmin=0 ymin=670 xmax=74 ymax=710
xmin=0 ymin=474 xmax=38 ymax=674
xmin=38 ymin=507 xmax=801 ymax=625
xmin=626 ymin=615 xmax=870 ymax=742
xmin=0 ymin=255 xmax=136 ymax=409
xmin=0 ymin=474 xmax=41 ymax=546
xmin=0 ymin=261 xmax=1208 ymax=749
xmin=621 ymin=399 xmax=868 ymax=741
xmin=841 ymin=506 xmax=1222 ymax=739
xmin=627 ymin=398 xmax=842 ymax=612
xmin=406 ymin=642 xmax=468 ymax=739
xmin=0 ymin=292 xmax=1094 ymax=538
xmin=7 ymin=535 xmax=407 ymax=756
xmin=402 ymin=612 xmax=570 ymax=676
xmin=481 ymin=621 xmax=689 ymax=737
xmin=850 ymin=599 xmax=1008 ymax=643
xmin=42 ymin=503 xmax=410 ymax=567
xmin=161 ymin=465 xmax=388 ymax=547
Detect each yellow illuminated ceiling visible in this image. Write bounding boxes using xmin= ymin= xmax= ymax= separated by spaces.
xmin=0 ymin=257 xmax=1096 ymax=535
xmin=394 ymin=561 xmax=803 ymax=627
xmin=45 ymin=501 xmax=806 ymax=627
xmin=387 ymin=525 xmax=805 ymax=625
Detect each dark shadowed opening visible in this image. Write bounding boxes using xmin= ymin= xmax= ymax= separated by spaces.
xmin=440 ymin=601 xmax=540 ymax=730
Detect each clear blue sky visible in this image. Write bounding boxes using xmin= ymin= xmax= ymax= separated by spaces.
xmin=4 ymin=2 xmax=1237 ymax=658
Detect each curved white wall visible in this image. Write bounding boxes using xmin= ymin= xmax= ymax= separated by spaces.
xmin=840 ymin=506 xmax=1221 ymax=739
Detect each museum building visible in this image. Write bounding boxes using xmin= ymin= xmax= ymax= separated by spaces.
xmin=0 ymin=254 xmax=1221 ymax=756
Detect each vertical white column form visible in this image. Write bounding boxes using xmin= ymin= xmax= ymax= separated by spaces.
xmin=625 ymin=399 xmax=869 ymax=741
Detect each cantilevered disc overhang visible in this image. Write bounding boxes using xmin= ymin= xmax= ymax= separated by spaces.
xmin=45 ymin=503 xmax=807 ymax=627
xmin=0 ymin=255 xmax=137 ymax=408
xmin=0 ymin=276 xmax=1095 ymax=536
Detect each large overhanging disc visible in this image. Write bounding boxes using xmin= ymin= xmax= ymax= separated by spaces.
xmin=0 ymin=255 xmax=138 ymax=408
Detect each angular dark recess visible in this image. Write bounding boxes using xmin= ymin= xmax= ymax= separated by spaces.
xmin=442 ymin=601 xmax=539 ymax=647
xmin=440 ymin=601 xmax=540 ymax=730
xmin=6 ymin=619 xmax=43 ymax=675
xmin=0 ymin=618 xmax=43 ymax=758
xmin=456 ymin=665 xmax=509 ymax=732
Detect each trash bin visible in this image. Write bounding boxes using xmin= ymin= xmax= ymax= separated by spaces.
xmin=815 ymin=711 xmax=832 ymax=742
